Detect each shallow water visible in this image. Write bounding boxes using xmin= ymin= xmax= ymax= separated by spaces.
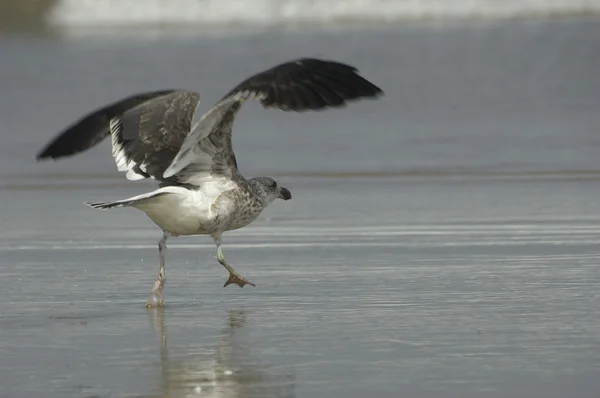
xmin=2 ymin=177 xmax=600 ymax=398
xmin=1 ymin=18 xmax=600 ymax=398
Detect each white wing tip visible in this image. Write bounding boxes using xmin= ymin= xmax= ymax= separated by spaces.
xmin=126 ymin=168 xmax=146 ymax=181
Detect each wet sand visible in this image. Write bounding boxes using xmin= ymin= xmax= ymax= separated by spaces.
xmin=2 ymin=176 xmax=600 ymax=397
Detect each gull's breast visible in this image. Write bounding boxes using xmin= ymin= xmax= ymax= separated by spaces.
xmin=133 ymin=189 xmax=216 ymax=236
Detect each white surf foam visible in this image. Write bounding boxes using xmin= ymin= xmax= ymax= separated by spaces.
xmin=48 ymin=0 xmax=600 ymax=28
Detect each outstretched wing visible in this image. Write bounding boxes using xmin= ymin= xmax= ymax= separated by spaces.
xmin=36 ymin=90 xmax=178 ymax=161
xmin=36 ymin=90 xmax=202 ymax=182
xmin=108 ymin=91 xmax=201 ymax=181
xmin=164 ymin=58 xmax=384 ymax=184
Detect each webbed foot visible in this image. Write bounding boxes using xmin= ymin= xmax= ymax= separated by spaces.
xmin=224 ymin=272 xmax=256 ymax=288
xmin=145 ymin=276 xmax=166 ymax=308
xmin=145 ymin=292 xmax=166 ymax=308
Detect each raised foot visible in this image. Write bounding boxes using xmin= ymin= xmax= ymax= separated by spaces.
xmin=224 ymin=272 xmax=256 ymax=288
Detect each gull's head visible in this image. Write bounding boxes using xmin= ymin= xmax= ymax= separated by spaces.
xmin=248 ymin=177 xmax=292 ymax=203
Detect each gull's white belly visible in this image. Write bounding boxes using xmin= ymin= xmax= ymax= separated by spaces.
xmin=133 ymin=188 xmax=216 ymax=236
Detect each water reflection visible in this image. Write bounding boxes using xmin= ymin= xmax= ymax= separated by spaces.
xmin=144 ymin=309 xmax=295 ymax=398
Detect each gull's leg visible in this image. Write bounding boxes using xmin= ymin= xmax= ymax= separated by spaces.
xmin=213 ymin=235 xmax=255 ymax=288
xmin=146 ymin=231 xmax=169 ymax=308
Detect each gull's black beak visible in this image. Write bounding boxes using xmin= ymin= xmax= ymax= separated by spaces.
xmin=278 ymin=187 xmax=292 ymax=201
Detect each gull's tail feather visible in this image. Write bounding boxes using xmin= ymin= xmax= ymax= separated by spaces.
xmin=86 ymin=200 xmax=136 ymax=210
xmin=85 ymin=187 xmax=182 ymax=210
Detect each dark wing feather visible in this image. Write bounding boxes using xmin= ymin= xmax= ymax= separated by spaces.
xmin=36 ymin=90 xmax=202 ymax=183
xmin=221 ymin=58 xmax=383 ymax=111
xmin=35 ymin=90 xmax=178 ymax=160
xmin=163 ymin=58 xmax=383 ymax=182
xmin=114 ymin=91 xmax=201 ymax=181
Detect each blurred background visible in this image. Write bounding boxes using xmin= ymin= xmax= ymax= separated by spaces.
xmin=3 ymin=0 xmax=600 ymax=33
xmin=1 ymin=0 xmax=599 ymax=182
xmin=2 ymin=2 xmax=600 ymax=398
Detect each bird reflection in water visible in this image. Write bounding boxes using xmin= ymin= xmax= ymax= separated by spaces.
xmin=143 ymin=309 xmax=295 ymax=398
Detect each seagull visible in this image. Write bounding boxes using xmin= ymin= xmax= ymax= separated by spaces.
xmin=36 ymin=58 xmax=384 ymax=307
